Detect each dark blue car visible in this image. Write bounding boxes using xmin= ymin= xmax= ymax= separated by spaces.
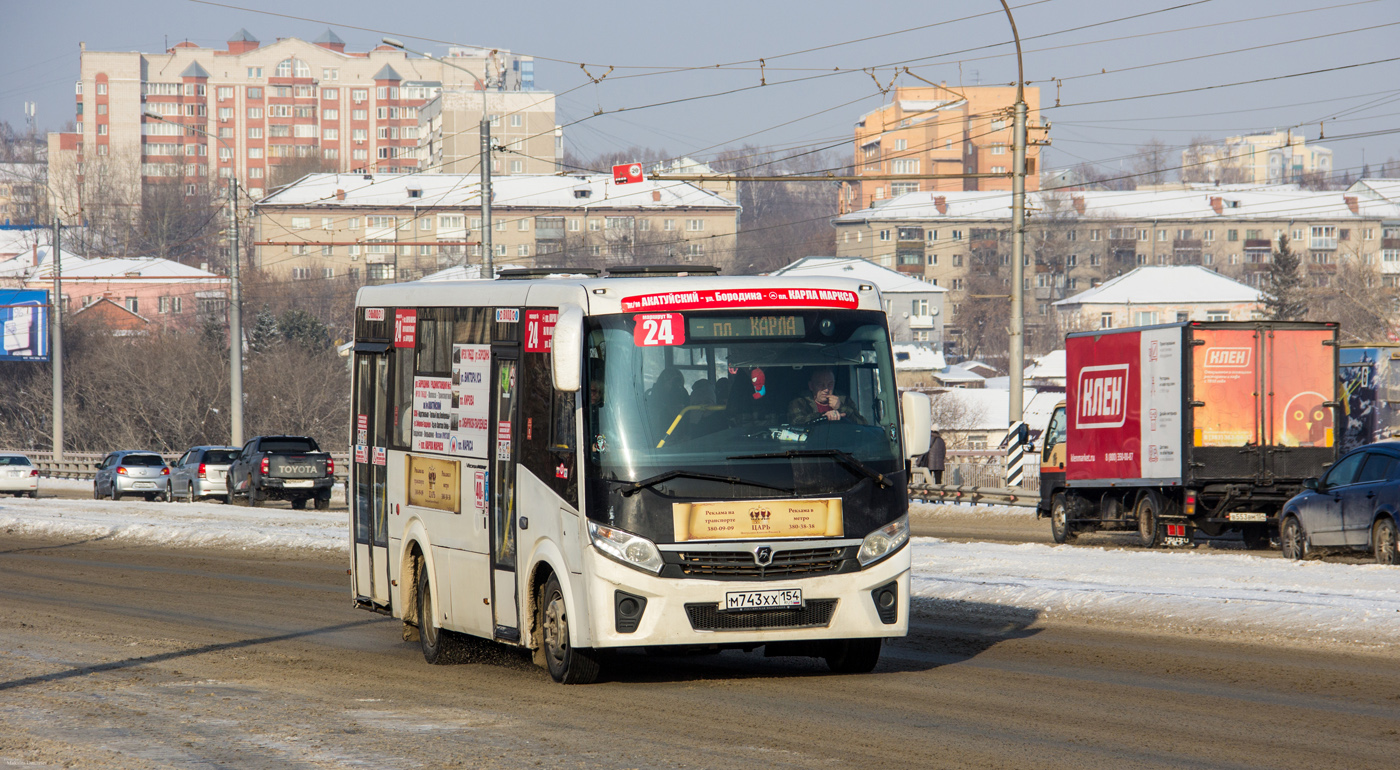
xmin=1279 ymin=441 xmax=1400 ymax=564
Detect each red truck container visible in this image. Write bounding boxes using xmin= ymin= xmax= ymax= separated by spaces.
xmin=1037 ymin=321 xmax=1338 ymax=548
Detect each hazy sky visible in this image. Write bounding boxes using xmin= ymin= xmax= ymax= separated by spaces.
xmin=3 ymin=0 xmax=1397 ymax=179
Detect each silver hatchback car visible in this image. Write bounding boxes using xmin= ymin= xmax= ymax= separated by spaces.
xmin=167 ymin=446 xmax=240 ymax=503
xmin=93 ymin=451 xmax=170 ymax=501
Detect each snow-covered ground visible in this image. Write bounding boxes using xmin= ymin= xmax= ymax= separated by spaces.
xmin=5 ymin=484 xmax=1398 ymax=649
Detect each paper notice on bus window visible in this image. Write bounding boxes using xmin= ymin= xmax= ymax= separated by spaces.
xmin=672 ymin=499 xmax=844 ymax=541
xmin=452 ymin=344 xmax=491 ymax=458
xmin=525 ymin=310 xmax=556 ymax=353
xmin=411 ymin=376 xmax=453 ymax=453
xmin=406 ymin=455 xmax=460 ymax=514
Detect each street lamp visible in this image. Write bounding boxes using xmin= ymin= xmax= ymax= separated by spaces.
xmin=144 ymin=111 xmax=244 ymax=446
xmin=999 ymin=1 xmax=1030 ymax=483
xmin=382 ymin=37 xmax=494 ymax=278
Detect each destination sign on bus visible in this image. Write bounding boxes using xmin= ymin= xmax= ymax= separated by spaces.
xmin=689 ymin=315 xmax=805 ymax=340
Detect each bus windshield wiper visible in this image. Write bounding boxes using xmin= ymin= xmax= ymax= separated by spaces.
xmin=728 ymin=449 xmax=892 ymax=489
xmin=619 ymin=470 xmax=795 ymax=497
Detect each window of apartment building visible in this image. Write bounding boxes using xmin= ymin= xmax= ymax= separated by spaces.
xmin=911 ymin=299 xmax=929 ymax=316
xmin=1363 ymin=228 xmax=1375 ymax=240
xmin=290 ymin=244 xmax=309 ymax=256
xmin=97 ymin=124 xmax=108 ymax=135
xmin=878 ymin=230 xmax=891 ymax=242
xmin=926 ymin=253 xmax=938 ymax=265
xmin=214 ymin=86 xmax=233 ymax=101
xmin=1177 ymin=229 xmax=1192 ymax=240
xmin=348 ymin=244 xmax=361 ymax=258
xmin=893 ymin=138 xmax=907 ymax=151
xmin=348 ymin=88 xmax=367 ymax=103
xmin=217 ymin=127 xmax=234 ymax=139
xmin=504 ymin=159 xmax=520 ymax=173
xmin=349 ymin=108 xmax=367 ymax=121
xmin=951 ymin=278 xmax=965 ymax=291
xmin=687 ymin=243 xmax=705 ymax=257
xmin=246 ymin=67 xmax=263 ymax=79
xmin=1065 ymin=253 xmax=1078 ymax=267
xmin=368 ymin=264 xmax=395 ymax=281
xmin=493 ymin=244 xmax=507 ymax=257
xmin=991 ymin=118 xmax=1006 ymax=130
xmin=216 ymin=147 xmax=232 ymax=162
xmin=95 ymin=145 xmax=108 ymax=156
xmin=247 ymin=107 xmax=264 ymax=119
xmin=294 ymin=124 xmax=316 ymax=138
xmin=1089 ymin=230 xmax=1101 ymax=242
xmin=952 ymin=254 xmax=963 ymax=267
xmin=123 ymin=297 xmax=137 ymax=313
xmin=1099 ymin=312 xmax=1113 ymax=329
xmin=321 ymin=108 xmax=339 ymax=121
xmin=1245 ymin=229 xmax=1263 ymax=240
xmin=584 ymin=219 xmax=599 ymax=232
xmin=322 ymin=128 xmax=338 ymax=141
xmin=687 ymin=219 xmax=705 ymax=232
xmin=1157 ymin=229 xmax=1167 ymax=241
xmin=990 ymin=143 xmax=1006 ymax=155
xmin=891 ymin=159 xmax=919 ymax=174
xmin=1134 ymin=311 xmax=1159 ymax=326
xmin=1340 ymin=228 xmax=1351 ymax=241
xmin=248 ymin=148 xmax=264 ymax=159
xmin=248 ymin=167 xmax=264 ymax=178
xmin=321 ymin=68 xmax=339 ymax=81
xmin=1224 ymin=229 xmax=1238 ymax=242
xmin=511 ymin=244 xmax=526 ymax=257
xmin=352 ymin=128 xmax=367 ymax=141
xmin=246 ymin=127 xmax=263 ymax=140
xmin=292 ymin=267 xmax=311 ymax=280
xmin=925 ymin=230 xmax=937 ymax=241
xmin=637 ymin=219 xmax=651 ymax=232
xmin=1311 ymin=225 xmax=1337 ymax=249
xmin=289 ymin=216 xmax=312 ymax=230
xmin=1137 ymin=229 xmax=1149 ymax=241
xmin=1383 ymin=249 xmax=1400 ymax=263
xmin=320 ymin=245 xmax=333 ymax=257
xmin=1202 ymin=310 xmax=1229 ymax=322
xmin=244 ymin=87 xmax=262 ymax=101
xmin=268 ymin=125 xmax=290 ymax=138
xmin=1289 ymin=228 xmax=1305 ymax=241
xmin=508 ymin=113 xmax=523 ymax=127
xmin=492 ymin=219 xmax=507 ymax=232
xmin=990 ymin=166 xmax=1006 ymax=174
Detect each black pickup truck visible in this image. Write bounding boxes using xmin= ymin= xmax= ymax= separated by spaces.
xmin=225 ymin=435 xmax=335 ymax=510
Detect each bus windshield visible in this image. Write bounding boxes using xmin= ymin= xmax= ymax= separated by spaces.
xmin=585 ymin=309 xmax=902 ymax=495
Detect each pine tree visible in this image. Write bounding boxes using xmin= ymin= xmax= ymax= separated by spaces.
xmin=279 ymin=308 xmax=330 ymax=352
xmin=248 ymin=305 xmax=280 ymax=354
xmin=1264 ymin=234 xmax=1307 ymax=321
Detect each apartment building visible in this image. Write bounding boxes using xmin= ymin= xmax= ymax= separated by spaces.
xmin=846 ymin=85 xmax=1044 ymax=213
xmin=1182 ymin=130 xmax=1333 ymax=185
xmin=1053 ymin=265 xmax=1263 ymax=332
xmin=47 ymin=30 xmax=546 ymax=214
xmin=253 ymin=173 xmax=740 ymax=283
xmin=419 ymin=89 xmax=559 ymax=175
xmin=833 ymin=186 xmax=1400 ymax=346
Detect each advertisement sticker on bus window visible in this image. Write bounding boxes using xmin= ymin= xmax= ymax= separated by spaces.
xmin=451 ymin=344 xmax=491 ymax=459
xmin=356 ymin=428 xmax=367 ymax=446
xmin=495 ymin=308 xmax=520 ymax=323
xmin=525 ymin=310 xmax=557 ymax=353
xmin=355 ymin=445 xmax=369 ymax=464
xmin=633 ymin=313 xmax=686 ymax=346
xmin=406 ymin=455 xmax=460 ymax=514
xmin=394 ymin=308 xmax=417 ymax=348
xmin=621 ymin=287 xmax=860 ymax=312
xmin=357 ymin=414 xmax=368 ymax=431
xmin=372 ymin=447 xmax=387 ymax=466
xmin=411 ymin=376 xmax=454 ymax=453
xmin=364 ymin=307 xmax=385 ymax=322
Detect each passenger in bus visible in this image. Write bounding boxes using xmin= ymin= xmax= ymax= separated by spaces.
xmin=689 ymin=378 xmax=715 ymax=406
xmin=648 ymin=367 xmax=689 ymax=432
xmin=788 ymin=367 xmax=865 ymax=425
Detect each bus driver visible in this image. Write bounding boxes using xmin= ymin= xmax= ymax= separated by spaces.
xmin=788 ymin=367 xmax=865 ymax=425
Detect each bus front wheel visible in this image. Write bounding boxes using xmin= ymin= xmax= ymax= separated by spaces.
xmin=540 ymin=573 xmax=600 ymax=684
xmin=417 ymin=559 xmax=466 ymax=664
xmin=825 ymin=638 xmax=882 ymax=674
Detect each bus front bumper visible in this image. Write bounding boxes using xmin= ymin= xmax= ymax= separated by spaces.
xmin=581 ymin=545 xmax=910 ymax=649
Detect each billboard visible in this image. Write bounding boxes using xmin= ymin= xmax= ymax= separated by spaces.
xmin=0 ymin=289 xmax=49 ymax=362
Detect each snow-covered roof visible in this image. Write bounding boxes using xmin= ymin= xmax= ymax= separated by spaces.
xmin=771 ymin=256 xmax=946 ymax=294
xmin=47 ymin=257 xmax=224 ymax=281
xmin=1349 ymin=178 xmax=1400 ymax=204
xmin=1055 ymin=266 xmax=1260 ymax=307
xmin=258 ymin=173 xmax=740 ymax=210
xmin=892 ymin=344 xmax=946 ymax=371
xmin=837 ymin=187 xmax=1400 ymax=223
xmin=1024 ymin=350 xmax=1065 ymax=380
xmin=0 ymin=242 xmax=91 ymax=279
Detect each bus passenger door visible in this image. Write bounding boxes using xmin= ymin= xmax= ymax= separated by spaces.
xmin=352 ymin=349 xmax=392 ymax=609
xmin=490 ymin=351 xmax=521 ymax=639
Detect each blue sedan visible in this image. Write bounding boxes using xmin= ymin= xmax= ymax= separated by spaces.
xmin=1279 ymin=441 xmax=1400 ymax=564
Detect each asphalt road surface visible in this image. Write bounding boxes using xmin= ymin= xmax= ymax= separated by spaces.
xmin=2 ymin=533 xmax=1396 ymax=769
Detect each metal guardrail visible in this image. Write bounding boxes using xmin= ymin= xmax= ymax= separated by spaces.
xmin=12 ymin=450 xmax=350 ymax=483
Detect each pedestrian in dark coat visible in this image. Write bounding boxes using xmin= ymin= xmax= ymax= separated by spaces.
xmin=921 ymin=430 xmax=947 ymax=483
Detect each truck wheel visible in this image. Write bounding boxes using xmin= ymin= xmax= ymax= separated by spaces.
xmin=540 ymin=573 xmax=601 ymax=684
xmin=1050 ymin=494 xmax=1078 ymax=544
xmin=314 ymin=494 xmax=331 ymax=511
xmin=291 ymin=497 xmax=307 ymax=510
xmin=1240 ymin=525 xmax=1268 ymax=550
xmin=1373 ymin=518 xmax=1399 ymax=565
xmin=1135 ymin=493 xmax=1162 ymax=548
xmin=1280 ymin=516 xmax=1307 ymax=560
xmin=825 ymin=638 xmax=882 ymax=674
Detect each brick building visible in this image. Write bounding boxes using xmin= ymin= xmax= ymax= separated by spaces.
xmin=47 ymin=30 xmax=551 ymax=216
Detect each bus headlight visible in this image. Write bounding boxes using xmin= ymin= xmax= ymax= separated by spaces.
xmin=587 ymin=520 xmax=664 ymax=574
xmin=858 ymin=515 xmax=910 ymax=567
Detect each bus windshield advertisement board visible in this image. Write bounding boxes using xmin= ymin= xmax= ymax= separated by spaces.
xmin=0 ymin=289 xmax=49 ymax=362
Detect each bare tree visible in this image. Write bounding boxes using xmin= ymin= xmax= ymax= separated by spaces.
xmin=1131 ymin=138 xmax=1174 ymax=187
xmin=267 ymin=151 xmax=338 ymax=194
xmin=1306 ymin=250 xmax=1395 ymax=342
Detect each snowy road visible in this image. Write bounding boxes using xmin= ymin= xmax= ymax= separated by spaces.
xmin=4 ymin=486 xmax=1398 ymax=651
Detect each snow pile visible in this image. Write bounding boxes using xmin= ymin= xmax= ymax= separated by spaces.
xmin=910 ymin=501 xmax=1036 ymax=517
xmin=910 ymin=538 xmax=1400 ymax=646
xmin=0 ymin=496 xmax=345 ymax=552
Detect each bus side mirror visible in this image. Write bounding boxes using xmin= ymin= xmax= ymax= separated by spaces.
xmin=902 ymin=391 xmax=931 ymax=459
xmin=551 ymin=304 xmax=584 ymax=392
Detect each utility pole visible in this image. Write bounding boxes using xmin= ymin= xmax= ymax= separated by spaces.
xmin=381 ymin=38 xmax=493 ymax=279
xmin=481 ymin=117 xmax=493 ymax=278
xmin=229 ymin=178 xmax=243 ymax=446
xmin=1001 ymin=0 xmax=1030 ymax=488
xmin=50 ymin=218 xmax=63 ymax=461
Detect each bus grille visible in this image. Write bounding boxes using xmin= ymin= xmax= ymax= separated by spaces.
xmin=673 ymin=547 xmax=847 ymax=579
xmin=684 ymin=599 xmax=838 ymax=632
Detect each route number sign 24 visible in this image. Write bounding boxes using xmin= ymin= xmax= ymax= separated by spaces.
xmin=634 ymin=313 xmax=685 ymax=347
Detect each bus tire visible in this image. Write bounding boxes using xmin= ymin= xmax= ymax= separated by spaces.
xmin=1050 ymin=494 xmax=1078 ymax=544
xmin=1135 ymin=493 xmax=1162 ymax=548
xmin=416 ymin=559 xmax=466 ymax=665
xmin=540 ymin=573 xmax=600 ymax=684
xmin=825 ymin=637 xmax=882 ymax=674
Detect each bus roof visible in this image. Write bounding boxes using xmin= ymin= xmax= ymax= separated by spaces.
xmin=356 ymin=274 xmax=885 ymax=315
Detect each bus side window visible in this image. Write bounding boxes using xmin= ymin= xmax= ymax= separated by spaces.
xmin=551 ymin=389 xmax=575 ymax=451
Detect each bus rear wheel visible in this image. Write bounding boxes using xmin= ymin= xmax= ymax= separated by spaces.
xmin=825 ymin=638 xmax=882 ymax=674
xmin=540 ymin=573 xmax=600 ymax=684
